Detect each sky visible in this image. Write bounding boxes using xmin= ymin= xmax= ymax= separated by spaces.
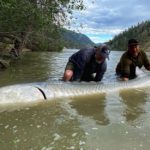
xmin=67 ymin=0 xmax=150 ymax=43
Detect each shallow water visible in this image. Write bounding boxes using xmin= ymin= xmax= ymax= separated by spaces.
xmin=0 ymin=49 xmax=150 ymax=150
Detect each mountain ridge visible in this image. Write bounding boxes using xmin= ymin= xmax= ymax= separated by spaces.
xmin=60 ymin=29 xmax=95 ymax=49
xmin=107 ymin=20 xmax=150 ymax=51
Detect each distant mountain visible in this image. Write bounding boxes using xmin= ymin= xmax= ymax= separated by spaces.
xmin=94 ymin=43 xmax=103 ymax=46
xmin=107 ymin=20 xmax=150 ymax=51
xmin=0 ymin=28 xmax=95 ymax=52
xmin=60 ymin=29 xmax=95 ymax=49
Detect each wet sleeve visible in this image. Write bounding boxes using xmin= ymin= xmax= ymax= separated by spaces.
xmin=142 ymin=51 xmax=150 ymax=69
xmin=73 ymin=69 xmax=84 ymax=81
xmin=71 ymin=52 xmax=89 ymax=81
xmin=94 ymin=61 xmax=107 ymax=81
xmin=120 ymin=57 xmax=131 ymax=78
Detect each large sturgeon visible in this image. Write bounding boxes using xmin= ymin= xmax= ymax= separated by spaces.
xmin=0 ymin=74 xmax=150 ymax=104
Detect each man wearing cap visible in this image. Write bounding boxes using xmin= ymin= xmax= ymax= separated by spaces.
xmin=116 ymin=38 xmax=150 ymax=81
xmin=63 ymin=44 xmax=110 ymax=82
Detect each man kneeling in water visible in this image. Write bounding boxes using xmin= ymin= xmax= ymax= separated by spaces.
xmin=63 ymin=45 xmax=110 ymax=82
xmin=116 ymin=39 xmax=150 ymax=81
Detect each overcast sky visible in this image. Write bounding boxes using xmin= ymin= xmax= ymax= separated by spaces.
xmin=68 ymin=0 xmax=150 ymax=43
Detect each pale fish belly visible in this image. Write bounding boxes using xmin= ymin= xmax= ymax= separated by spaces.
xmin=0 ymin=74 xmax=150 ymax=105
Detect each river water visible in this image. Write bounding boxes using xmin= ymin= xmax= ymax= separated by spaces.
xmin=0 ymin=49 xmax=150 ymax=150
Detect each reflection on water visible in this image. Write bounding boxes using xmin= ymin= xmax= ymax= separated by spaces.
xmin=0 ymin=50 xmax=79 ymax=87
xmin=0 ymin=53 xmax=54 ymax=87
xmin=119 ymin=89 xmax=147 ymax=122
xmin=70 ymin=94 xmax=109 ymax=125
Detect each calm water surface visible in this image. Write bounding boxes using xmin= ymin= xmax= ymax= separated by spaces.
xmin=0 ymin=49 xmax=150 ymax=150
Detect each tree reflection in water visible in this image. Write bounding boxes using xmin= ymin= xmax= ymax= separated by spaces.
xmin=119 ymin=89 xmax=147 ymax=122
xmin=70 ymin=94 xmax=110 ymax=126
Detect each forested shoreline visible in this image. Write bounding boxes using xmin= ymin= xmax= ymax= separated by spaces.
xmin=107 ymin=20 xmax=150 ymax=51
xmin=0 ymin=0 xmax=95 ymax=52
xmin=0 ymin=0 xmax=94 ymax=69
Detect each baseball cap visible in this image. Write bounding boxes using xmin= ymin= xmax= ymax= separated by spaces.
xmin=128 ymin=39 xmax=139 ymax=46
xmin=95 ymin=44 xmax=110 ymax=59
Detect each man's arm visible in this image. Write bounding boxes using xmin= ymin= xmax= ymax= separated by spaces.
xmin=116 ymin=53 xmax=131 ymax=81
xmin=142 ymin=51 xmax=150 ymax=71
xmin=94 ymin=61 xmax=107 ymax=81
xmin=69 ymin=49 xmax=90 ymax=81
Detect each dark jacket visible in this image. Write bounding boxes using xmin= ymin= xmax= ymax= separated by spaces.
xmin=69 ymin=48 xmax=107 ymax=81
xmin=116 ymin=50 xmax=150 ymax=79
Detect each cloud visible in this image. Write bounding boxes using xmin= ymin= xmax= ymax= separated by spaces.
xmin=68 ymin=0 xmax=150 ymax=43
